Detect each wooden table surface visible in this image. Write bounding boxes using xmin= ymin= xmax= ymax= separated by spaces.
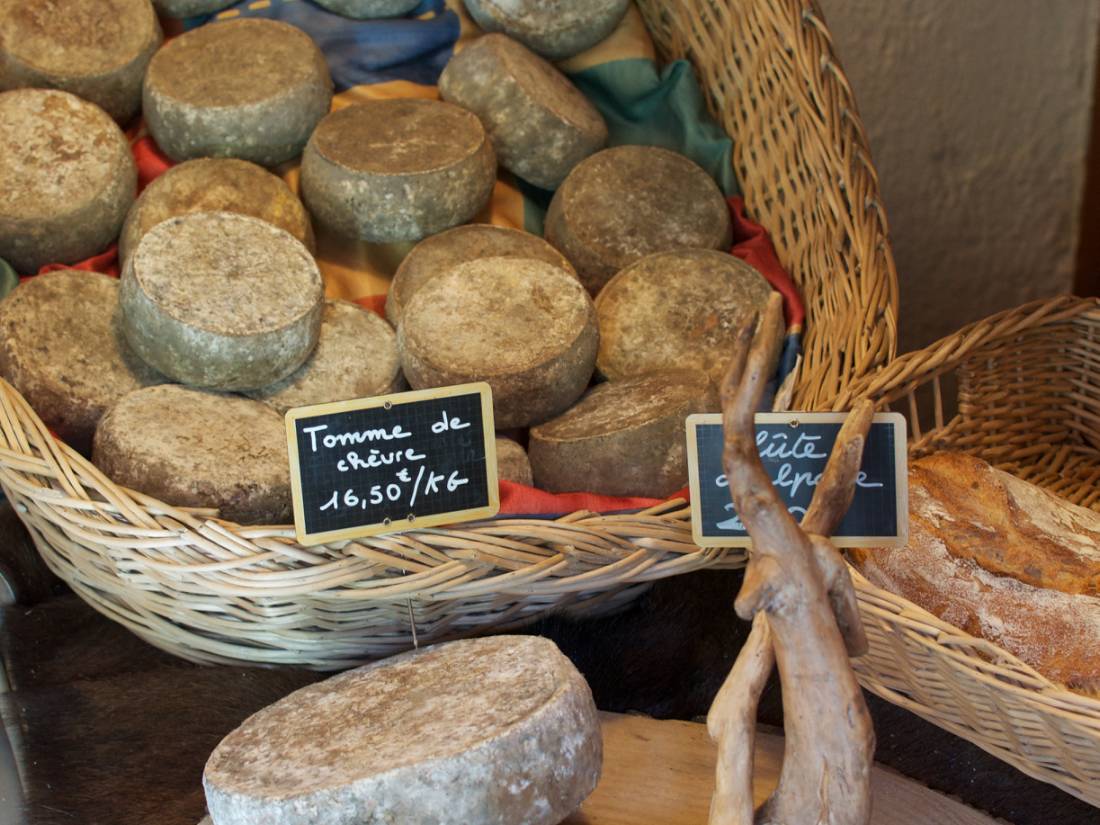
xmin=565 ymin=713 xmax=998 ymax=825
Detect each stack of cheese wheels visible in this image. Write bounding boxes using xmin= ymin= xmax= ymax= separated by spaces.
xmin=203 ymin=636 xmax=602 ymax=825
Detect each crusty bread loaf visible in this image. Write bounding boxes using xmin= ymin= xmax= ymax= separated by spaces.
xmin=851 ymin=452 xmax=1100 ymax=693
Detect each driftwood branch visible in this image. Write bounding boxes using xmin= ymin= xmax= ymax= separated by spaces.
xmin=708 ymin=292 xmax=875 ymax=825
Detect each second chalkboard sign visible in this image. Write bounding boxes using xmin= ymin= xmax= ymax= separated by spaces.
xmin=286 ymin=383 xmax=499 ymax=546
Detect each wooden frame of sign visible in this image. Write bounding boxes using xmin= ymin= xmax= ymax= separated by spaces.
xmin=686 ymin=411 xmax=908 ymax=549
xmin=286 ymin=382 xmax=500 ymax=546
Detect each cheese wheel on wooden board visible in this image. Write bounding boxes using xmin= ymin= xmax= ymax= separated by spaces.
xmin=246 ymin=300 xmax=404 ymax=415
xmin=530 ymin=369 xmax=717 ymax=497
xmin=0 ymin=271 xmax=165 ymax=453
xmin=152 ymin=0 xmax=236 ymax=18
xmin=595 ymin=249 xmax=778 ymax=386
xmin=496 ymin=436 xmax=533 ymax=486
xmin=120 ymin=211 xmax=324 ymax=391
xmin=203 ymin=636 xmax=602 ymax=825
xmin=0 ymin=0 xmax=162 ymax=124
xmin=439 ymin=33 xmax=607 ymax=189
xmin=398 ymin=257 xmax=597 ymax=428
xmin=301 ymin=99 xmax=496 ymax=243
xmin=0 ymin=89 xmax=136 ymax=274
xmin=463 ymin=0 xmax=630 ymax=60
xmin=545 ymin=145 xmax=733 ymax=295
xmin=385 ymin=224 xmax=575 ymax=326
xmin=143 ymin=19 xmax=333 ymax=166
xmin=312 ymin=0 xmax=420 ymax=18
xmin=93 ymin=385 xmax=292 ymax=525
xmin=119 ymin=158 xmax=315 ymax=269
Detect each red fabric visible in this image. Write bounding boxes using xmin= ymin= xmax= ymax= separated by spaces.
xmin=498 ymin=480 xmax=689 ymax=516
xmin=37 ymin=245 xmax=119 ymax=278
xmin=728 ymin=195 xmax=805 ymax=329
xmin=132 ymin=136 xmax=175 ymax=193
xmin=354 ymin=294 xmax=389 ymax=319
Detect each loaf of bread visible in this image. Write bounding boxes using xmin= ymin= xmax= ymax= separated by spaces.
xmin=851 ymin=452 xmax=1100 ymax=693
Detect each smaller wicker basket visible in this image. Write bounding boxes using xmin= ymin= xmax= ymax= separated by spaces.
xmin=831 ymin=294 xmax=1100 ymax=806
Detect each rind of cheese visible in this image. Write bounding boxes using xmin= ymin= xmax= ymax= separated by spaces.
xmin=463 ymin=0 xmax=630 ymax=60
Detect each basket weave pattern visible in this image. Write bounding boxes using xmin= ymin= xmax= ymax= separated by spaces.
xmin=831 ymin=295 xmax=1100 ymax=805
xmin=0 ymin=0 xmax=898 ymax=669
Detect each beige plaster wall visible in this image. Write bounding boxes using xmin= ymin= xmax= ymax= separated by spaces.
xmin=820 ymin=0 xmax=1098 ymax=353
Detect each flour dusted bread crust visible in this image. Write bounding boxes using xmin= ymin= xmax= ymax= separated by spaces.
xmin=203 ymin=636 xmax=602 ymax=825
xmin=93 ymin=385 xmax=292 ymax=525
xmin=851 ymin=452 xmax=1100 ymax=693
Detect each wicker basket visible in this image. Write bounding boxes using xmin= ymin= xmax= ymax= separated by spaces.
xmin=0 ymin=0 xmax=898 ymax=669
xmin=830 ymin=295 xmax=1100 ymax=806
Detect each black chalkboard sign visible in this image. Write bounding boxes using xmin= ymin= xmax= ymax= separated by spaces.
xmin=686 ymin=412 xmax=908 ymax=548
xmin=286 ymin=383 xmax=498 ymax=545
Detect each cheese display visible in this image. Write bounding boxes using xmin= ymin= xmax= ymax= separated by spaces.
xmin=439 ymin=33 xmax=608 ymax=189
xmin=463 ymin=0 xmax=631 ymax=60
xmin=852 ymin=452 xmax=1100 ymax=694
xmin=246 ymin=300 xmax=404 ymax=415
xmin=0 ymin=0 xmax=162 ymax=124
xmin=300 ymin=99 xmax=496 ymax=243
xmin=595 ymin=249 xmax=777 ymax=386
xmin=545 ymin=145 xmax=733 ymax=294
xmin=120 ymin=211 xmax=324 ymax=391
xmin=495 ymin=436 xmax=534 ymax=486
xmin=529 ymin=369 xmax=718 ymax=497
xmin=312 ymin=0 xmax=420 ymax=17
xmin=203 ymin=636 xmax=602 ymax=825
xmin=0 ymin=89 xmax=136 ymax=274
xmin=385 ymin=223 xmax=575 ymax=326
xmin=0 ymin=271 xmax=164 ymax=453
xmin=398 ymin=256 xmax=598 ymax=428
xmin=143 ymin=19 xmax=333 ymax=165
xmin=93 ymin=385 xmax=292 ymax=525
xmin=119 ymin=158 xmax=315 ymax=268
xmin=152 ymin=0 xmax=236 ymax=17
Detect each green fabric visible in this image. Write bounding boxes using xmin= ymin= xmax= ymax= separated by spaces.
xmin=0 ymin=258 xmax=17 ymax=301
xmin=523 ymin=57 xmax=739 ymax=234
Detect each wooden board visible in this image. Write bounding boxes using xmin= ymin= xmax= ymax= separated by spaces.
xmin=564 ymin=713 xmax=999 ymax=825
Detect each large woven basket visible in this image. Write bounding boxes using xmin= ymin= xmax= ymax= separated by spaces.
xmin=0 ymin=0 xmax=898 ymax=669
xmin=830 ymin=295 xmax=1100 ymax=806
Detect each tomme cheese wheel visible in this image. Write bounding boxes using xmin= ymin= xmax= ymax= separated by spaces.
xmin=203 ymin=636 xmax=602 ymax=825
xmin=463 ymin=0 xmax=630 ymax=60
xmin=0 ymin=0 xmax=162 ymax=124
xmin=0 ymin=89 xmax=136 ymax=274
xmin=152 ymin=0 xmax=236 ymax=17
xmin=439 ymin=33 xmax=607 ymax=189
xmin=246 ymin=300 xmax=404 ymax=415
xmin=93 ymin=385 xmax=292 ymax=525
xmin=398 ymin=257 xmax=597 ymax=428
xmin=0 ymin=271 xmax=165 ymax=453
xmin=595 ymin=249 xmax=777 ymax=386
xmin=386 ymin=224 xmax=575 ymax=326
xmin=312 ymin=0 xmax=420 ymax=17
xmin=545 ymin=145 xmax=733 ymax=294
xmin=495 ymin=436 xmax=533 ymax=486
xmin=143 ymin=19 xmax=333 ymax=166
xmin=120 ymin=211 xmax=324 ymax=391
xmin=119 ymin=158 xmax=315 ymax=268
xmin=529 ymin=369 xmax=718 ymax=497
xmin=301 ymin=99 xmax=496 ymax=243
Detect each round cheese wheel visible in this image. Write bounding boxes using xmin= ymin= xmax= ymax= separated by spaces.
xmin=0 ymin=89 xmax=136 ymax=274
xmin=545 ymin=145 xmax=732 ymax=295
xmin=463 ymin=0 xmax=630 ymax=60
xmin=0 ymin=0 xmax=162 ymax=124
xmin=439 ymin=33 xmax=607 ymax=189
xmin=152 ymin=0 xmax=236 ymax=17
xmin=203 ymin=636 xmax=602 ymax=825
xmin=143 ymin=19 xmax=333 ymax=166
xmin=313 ymin=0 xmax=419 ymax=17
xmin=495 ymin=437 xmax=533 ymax=486
xmin=246 ymin=300 xmax=404 ymax=415
xmin=301 ymin=99 xmax=496 ymax=243
xmin=398 ymin=257 xmax=597 ymax=428
xmin=386 ymin=224 xmax=575 ymax=326
xmin=0 ymin=271 xmax=165 ymax=453
xmin=529 ymin=369 xmax=717 ymax=497
xmin=120 ymin=211 xmax=324 ymax=391
xmin=93 ymin=385 xmax=291 ymax=525
xmin=119 ymin=158 xmax=315 ymax=269
xmin=596 ymin=249 xmax=777 ymax=386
